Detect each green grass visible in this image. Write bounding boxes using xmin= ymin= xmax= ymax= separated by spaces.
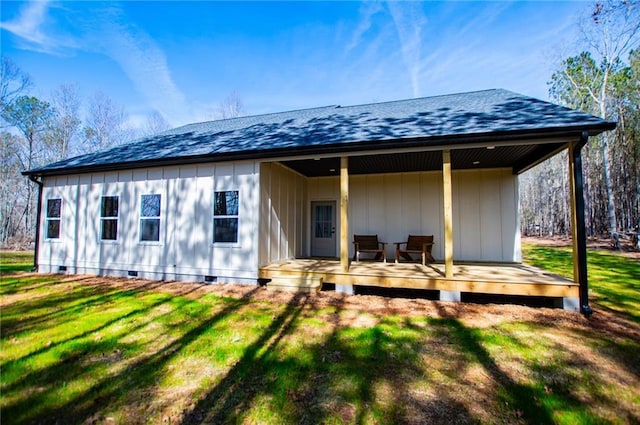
xmin=0 ymin=251 xmax=34 ymax=274
xmin=1 ymin=247 xmax=639 ymax=424
xmin=522 ymin=243 xmax=640 ymax=323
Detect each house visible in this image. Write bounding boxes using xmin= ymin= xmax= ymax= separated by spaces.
xmin=23 ymin=89 xmax=615 ymax=314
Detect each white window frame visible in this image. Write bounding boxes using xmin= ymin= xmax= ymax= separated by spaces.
xmin=100 ymin=195 xmax=119 ymax=242
xmin=45 ymin=198 xmax=62 ymax=240
xmin=139 ymin=193 xmax=162 ymax=243
xmin=213 ymin=190 xmax=239 ymax=245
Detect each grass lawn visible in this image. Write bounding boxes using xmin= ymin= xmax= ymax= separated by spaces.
xmin=522 ymin=243 xmax=640 ymax=323
xmin=1 ymin=248 xmax=639 ymax=424
xmin=0 ymin=251 xmax=33 ymax=274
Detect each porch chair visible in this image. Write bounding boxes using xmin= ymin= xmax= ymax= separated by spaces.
xmin=395 ymin=235 xmax=435 ymax=265
xmin=353 ymin=234 xmax=387 ymax=262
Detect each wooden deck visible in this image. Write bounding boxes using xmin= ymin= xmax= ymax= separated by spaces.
xmin=259 ymin=259 xmax=578 ymax=298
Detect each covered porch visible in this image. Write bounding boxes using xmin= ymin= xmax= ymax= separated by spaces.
xmin=258 ymin=139 xmax=589 ymax=311
xmin=254 ymin=91 xmax=616 ymax=314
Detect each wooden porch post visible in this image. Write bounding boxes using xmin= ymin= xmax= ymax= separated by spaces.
xmin=442 ymin=149 xmax=454 ymax=278
xmin=340 ymin=156 xmax=349 ymax=273
xmin=568 ymin=132 xmax=592 ymax=315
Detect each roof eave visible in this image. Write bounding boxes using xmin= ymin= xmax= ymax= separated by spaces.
xmin=22 ymin=121 xmax=616 ymax=178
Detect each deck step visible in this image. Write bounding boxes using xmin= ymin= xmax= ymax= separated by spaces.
xmin=266 ymin=275 xmax=323 ymax=293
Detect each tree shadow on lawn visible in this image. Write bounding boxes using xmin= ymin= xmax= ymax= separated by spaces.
xmin=2 ymin=284 xmax=262 ymax=424
xmin=0 ymin=273 xmax=95 ymax=297
xmin=1 ymin=283 xmax=203 ymax=377
xmin=433 ymin=303 xmax=640 ymax=424
xmin=5 ymin=275 xmax=637 ymax=424
xmin=182 ymin=295 xmax=477 ymax=425
xmin=0 ymin=276 xmax=175 ymax=336
xmin=429 ymin=309 xmax=556 ymax=424
xmin=181 ymin=293 xmax=313 ymax=424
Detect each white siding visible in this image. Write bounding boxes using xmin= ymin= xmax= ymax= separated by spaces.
xmin=38 ymin=161 xmax=260 ymax=283
xmin=38 ymin=162 xmax=521 ymax=281
xmin=258 ymin=163 xmax=307 ymax=266
xmin=309 ymin=168 xmax=518 ymax=262
xmin=451 ymin=169 xmax=519 ymax=262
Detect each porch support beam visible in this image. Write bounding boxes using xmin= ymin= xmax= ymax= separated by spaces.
xmin=340 ymin=156 xmax=349 ymax=273
xmin=442 ymin=149 xmax=454 ymax=278
xmin=568 ymin=132 xmax=592 ymax=316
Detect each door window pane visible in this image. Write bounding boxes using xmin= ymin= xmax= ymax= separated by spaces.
xmin=314 ymin=205 xmax=332 ymax=238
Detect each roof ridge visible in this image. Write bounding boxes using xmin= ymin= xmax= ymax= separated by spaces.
xmin=335 ymin=89 xmax=507 ymax=110
xmin=174 ymin=89 xmax=513 ymax=131
xmin=176 ymin=104 xmax=340 ymax=129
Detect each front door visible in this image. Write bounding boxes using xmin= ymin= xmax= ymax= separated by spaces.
xmin=311 ymin=201 xmax=336 ymax=257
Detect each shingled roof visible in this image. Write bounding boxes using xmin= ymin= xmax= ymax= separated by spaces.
xmin=24 ymin=89 xmax=615 ymax=177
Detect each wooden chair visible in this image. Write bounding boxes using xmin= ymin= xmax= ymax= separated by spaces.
xmin=395 ymin=235 xmax=435 ymax=265
xmin=353 ymin=234 xmax=387 ymax=262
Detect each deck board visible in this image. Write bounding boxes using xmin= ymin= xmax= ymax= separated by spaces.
xmin=259 ymin=259 xmax=578 ymax=298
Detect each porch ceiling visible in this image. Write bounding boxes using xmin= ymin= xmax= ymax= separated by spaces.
xmin=281 ymin=142 xmax=565 ymax=177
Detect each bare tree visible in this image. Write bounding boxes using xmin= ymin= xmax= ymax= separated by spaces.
xmin=1 ymin=96 xmax=53 ymax=239
xmin=212 ymin=91 xmax=246 ymax=120
xmin=0 ymin=132 xmax=27 ymax=245
xmin=143 ymin=110 xmax=171 ymax=136
xmin=0 ymin=56 xmax=33 ymax=122
xmin=82 ymin=92 xmax=130 ymax=153
xmin=45 ymin=83 xmax=81 ymax=161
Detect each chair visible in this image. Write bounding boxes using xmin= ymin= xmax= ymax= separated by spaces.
xmin=353 ymin=234 xmax=387 ymax=262
xmin=395 ymin=235 xmax=435 ymax=265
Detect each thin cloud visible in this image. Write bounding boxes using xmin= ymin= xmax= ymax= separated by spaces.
xmin=0 ymin=0 xmax=49 ymax=43
xmin=89 ymin=5 xmax=188 ymax=125
xmin=0 ymin=0 xmax=70 ymax=53
xmin=1 ymin=1 xmax=189 ymax=126
xmin=387 ymin=1 xmax=428 ymax=98
xmin=347 ymin=1 xmax=385 ymax=53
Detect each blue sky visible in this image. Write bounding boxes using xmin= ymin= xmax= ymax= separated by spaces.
xmin=1 ymin=1 xmax=591 ymax=129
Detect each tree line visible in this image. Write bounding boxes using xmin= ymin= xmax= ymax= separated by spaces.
xmin=520 ymin=0 xmax=639 ymax=248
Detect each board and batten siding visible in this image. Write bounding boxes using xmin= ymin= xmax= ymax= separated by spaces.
xmin=37 ymin=161 xmax=261 ymax=283
xmin=309 ymin=168 xmax=520 ymax=262
xmin=259 ymin=162 xmax=307 ymax=266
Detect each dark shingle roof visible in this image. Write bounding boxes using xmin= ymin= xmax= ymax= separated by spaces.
xmin=25 ymin=89 xmax=615 ymax=176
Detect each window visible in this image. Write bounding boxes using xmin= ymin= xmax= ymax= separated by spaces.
xmin=100 ymin=196 xmax=119 ymax=241
xmin=46 ymin=198 xmax=61 ymax=239
xmin=213 ymin=191 xmax=239 ymax=243
xmin=140 ymin=194 xmax=161 ymax=242
xmin=314 ymin=204 xmax=333 ymax=238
